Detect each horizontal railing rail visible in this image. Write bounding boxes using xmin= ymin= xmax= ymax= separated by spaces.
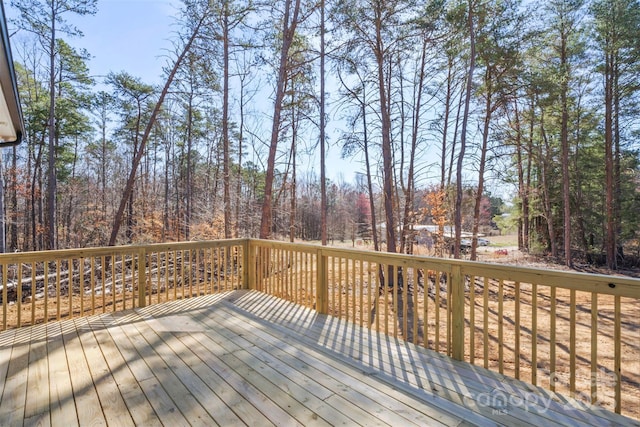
xmin=247 ymin=239 xmax=640 ymax=419
xmin=1 ymin=238 xmax=639 ymax=419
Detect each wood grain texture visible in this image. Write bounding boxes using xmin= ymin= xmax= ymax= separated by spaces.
xmin=0 ymin=289 xmax=637 ymax=427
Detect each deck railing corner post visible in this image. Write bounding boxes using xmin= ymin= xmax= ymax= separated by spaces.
xmin=316 ymin=249 xmax=328 ymax=314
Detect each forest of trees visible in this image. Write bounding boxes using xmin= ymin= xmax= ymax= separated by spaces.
xmin=3 ymin=0 xmax=640 ymax=270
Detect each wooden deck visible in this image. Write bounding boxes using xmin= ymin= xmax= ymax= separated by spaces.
xmin=0 ymin=290 xmax=637 ymax=427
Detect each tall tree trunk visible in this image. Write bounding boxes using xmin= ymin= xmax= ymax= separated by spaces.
xmin=604 ymin=48 xmax=616 ymax=269
xmin=9 ymin=146 xmax=18 ymax=251
xmin=471 ymin=67 xmax=492 ymax=261
xmin=288 ymin=85 xmax=298 ymax=243
xmin=32 ymin=140 xmax=45 ymax=250
xmin=236 ymin=68 xmax=247 ymax=238
xmin=524 ymin=101 xmax=533 ymax=252
xmin=163 ymin=136 xmax=170 ymax=241
xmin=260 ymin=0 xmax=301 ymax=239
xmin=360 ymin=85 xmax=379 ymax=252
xmin=289 ymin=134 xmax=297 ymax=242
xmin=185 ymin=96 xmax=193 ymax=240
xmin=441 ymin=57 xmax=453 ymax=189
xmin=613 ymin=58 xmax=621 ymax=267
xmin=320 ymin=0 xmax=327 ymax=246
xmin=514 ymin=99 xmax=529 ymax=252
xmin=560 ymin=29 xmax=572 ymax=267
xmin=539 ymin=113 xmax=558 ymax=258
xmin=402 ymin=35 xmax=428 ymax=255
xmin=46 ymin=4 xmax=57 ymax=250
xmin=448 ymin=74 xmax=465 ymax=188
xmin=454 ymin=0 xmax=476 ymax=259
xmin=64 ymin=136 xmax=79 ymax=247
xmin=373 ymin=8 xmax=396 ymax=254
xmin=222 ymin=3 xmax=232 ymax=239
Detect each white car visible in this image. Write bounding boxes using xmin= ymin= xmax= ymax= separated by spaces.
xmin=477 ymin=238 xmax=490 ymax=246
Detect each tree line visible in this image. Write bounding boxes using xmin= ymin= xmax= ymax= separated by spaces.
xmin=4 ymin=0 xmax=640 ymax=270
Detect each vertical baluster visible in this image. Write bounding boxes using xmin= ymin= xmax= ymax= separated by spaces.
xmin=352 ymin=257 xmax=357 ymax=323
xmin=91 ymin=257 xmax=96 ymax=315
xmin=402 ymin=264 xmax=408 ymax=341
xmin=531 ymin=283 xmax=538 ymax=385
xmin=373 ymin=262 xmax=379 ymax=332
xmin=384 ymin=264 xmax=389 ymax=336
xmin=111 ymin=254 xmax=116 ymax=312
xmin=2 ymin=264 xmax=7 ymax=330
xmin=391 ymin=264 xmax=396 ymax=337
xmin=30 ymin=261 xmax=35 ymax=325
xmin=101 ymin=256 xmax=106 ymax=313
xmin=591 ymin=291 xmax=598 ymax=407
xmin=68 ymin=259 xmax=74 ymax=319
xmin=483 ymin=276 xmax=489 ymax=369
xmin=197 ymin=248 xmax=202 ymax=296
xmin=423 ymin=266 xmax=428 ymax=348
xmin=17 ymin=262 xmax=22 ymax=325
xmin=56 ymin=261 xmax=61 ymax=321
xmin=221 ymin=246 xmax=227 ymax=292
xmin=498 ymin=279 xmax=504 ymax=374
xmin=42 ymin=262 xmax=48 ymax=324
xmin=338 ymin=255 xmax=342 ymax=317
xmin=345 ymin=257 xmax=350 ymax=323
xmin=447 ymin=271 xmax=452 ymax=357
xmin=570 ymin=289 xmax=576 ymax=395
xmin=204 ymin=248 xmax=210 ymax=294
xmin=469 ymin=275 xmax=475 ymax=364
xmin=80 ymin=258 xmax=85 ymax=315
xmin=412 ymin=266 xmax=418 ymax=346
xmin=550 ymin=287 xmax=557 ymax=392
xmin=614 ymin=295 xmax=621 ymax=414
xmin=435 ymin=270 xmax=440 ymax=353
xmin=514 ymin=282 xmax=521 ymax=379
xmin=359 ymin=258 xmax=364 ymax=328
xmin=132 ymin=254 xmax=137 ymax=309
xmin=172 ymin=251 xmax=177 ymax=301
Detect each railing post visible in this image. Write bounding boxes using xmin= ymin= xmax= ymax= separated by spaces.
xmin=316 ymin=249 xmax=328 ymax=314
xmin=244 ymin=239 xmax=253 ymax=290
xmin=138 ymin=247 xmax=147 ymax=308
xmin=451 ymin=264 xmax=464 ymax=361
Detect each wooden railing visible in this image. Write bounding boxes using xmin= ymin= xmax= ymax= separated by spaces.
xmin=247 ymin=239 xmax=640 ymax=419
xmin=1 ymin=238 xmax=639 ymax=419
xmin=0 ymin=239 xmax=246 ymax=330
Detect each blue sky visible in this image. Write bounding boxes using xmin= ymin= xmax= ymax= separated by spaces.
xmin=5 ymin=0 xmax=363 ymax=183
xmin=6 ymin=0 xmax=181 ymax=85
xmin=69 ymin=0 xmax=180 ymax=86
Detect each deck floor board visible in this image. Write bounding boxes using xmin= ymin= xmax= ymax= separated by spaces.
xmin=0 ymin=289 xmax=638 ymax=427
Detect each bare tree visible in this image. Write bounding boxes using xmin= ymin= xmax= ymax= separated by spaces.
xmin=108 ymin=13 xmax=209 ymax=246
xmin=259 ymin=0 xmax=304 ymax=239
xmin=454 ymin=0 xmax=477 ymax=259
